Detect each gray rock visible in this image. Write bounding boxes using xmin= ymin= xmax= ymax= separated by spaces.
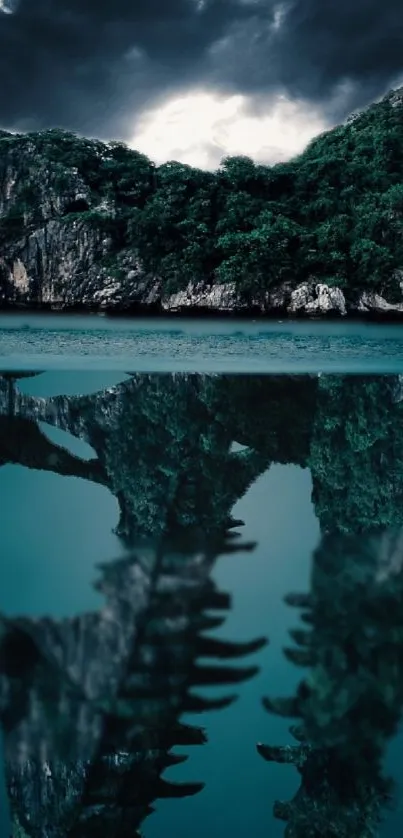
xmin=392 ymin=375 xmax=403 ymax=404
xmin=162 ymin=281 xmax=241 ymax=312
xmin=357 ymin=291 xmax=403 ymax=313
xmin=388 ymin=86 xmax=403 ymax=108
xmin=288 ymin=282 xmax=346 ymax=316
xmin=1 ymin=134 xmax=402 ymax=315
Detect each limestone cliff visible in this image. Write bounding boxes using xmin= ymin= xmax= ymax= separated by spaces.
xmin=3 ymin=89 xmax=403 ymax=316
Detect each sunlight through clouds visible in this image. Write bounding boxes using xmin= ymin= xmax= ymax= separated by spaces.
xmin=0 ymin=0 xmax=18 ymax=13
xmin=130 ymin=89 xmax=327 ymax=170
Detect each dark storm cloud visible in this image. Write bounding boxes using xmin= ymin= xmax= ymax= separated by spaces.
xmin=0 ymin=0 xmax=265 ymax=137
xmin=208 ymin=0 xmax=403 ymax=121
xmin=1 ymin=1 xmax=403 ymax=139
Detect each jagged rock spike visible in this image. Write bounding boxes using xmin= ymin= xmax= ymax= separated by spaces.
xmin=220 ymin=541 xmax=257 ymax=555
xmin=289 ymin=724 xmax=306 ymax=742
xmin=153 ymin=591 xmax=231 ymax=611
xmin=155 ymin=778 xmax=205 ymax=798
xmin=164 ymin=722 xmax=208 ymax=746
xmin=183 ymin=693 xmax=237 ymax=712
xmin=257 ymin=743 xmax=303 ymax=765
xmin=262 ymin=696 xmax=300 ymax=717
xmin=195 ymin=635 xmax=268 ymax=659
xmin=195 ymin=615 xmax=226 ymax=631
xmin=283 ymin=646 xmax=314 ymax=666
xmin=190 ymin=664 xmax=259 ymax=685
xmin=288 ymin=628 xmax=311 ymax=646
xmin=273 ymin=800 xmax=292 ymax=821
xmin=201 ymin=591 xmax=232 ymax=610
xmin=227 ymin=518 xmax=245 ymax=529
xmin=146 ymin=614 xmax=225 ymax=637
xmin=300 ymin=611 xmax=314 ymax=624
xmin=162 ymin=752 xmax=189 ymax=767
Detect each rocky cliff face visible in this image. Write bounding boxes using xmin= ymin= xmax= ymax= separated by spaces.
xmin=1 ymin=128 xmax=403 ymax=316
xmin=0 ymin=133 xmax=161 ymax=311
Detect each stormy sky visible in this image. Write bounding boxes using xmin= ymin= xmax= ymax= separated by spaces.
xmin=1 ymin=1 xmax=403 ymax=169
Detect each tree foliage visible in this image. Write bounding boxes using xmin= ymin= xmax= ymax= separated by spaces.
xmin=3 ymin=89 xmax=403 ymax=297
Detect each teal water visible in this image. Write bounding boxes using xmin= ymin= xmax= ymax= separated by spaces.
xmin=143 ymin=465 xmax=319 ymax=838
xmin=1 ymin=315 xmax=403 ymax=370
xmin=1 ymin=370 xmax=403 ymax=838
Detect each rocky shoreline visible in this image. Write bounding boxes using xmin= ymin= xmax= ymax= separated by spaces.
xmin=2 ymin=124 xmax=403 ymax=321
xmin=2 ymin=278 xmax=403 ymax=319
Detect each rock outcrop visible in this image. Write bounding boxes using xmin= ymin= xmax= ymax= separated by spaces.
xmin=2 ymin=126 xmax=403 ymax=316
xmin=288 ymin=282 xmax=347 ymax=316
xmin=357 ymin=290 xmax=403 ymax=314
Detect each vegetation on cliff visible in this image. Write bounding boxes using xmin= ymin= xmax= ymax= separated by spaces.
xmin=2 ymin=87 xmax=403 ymax=303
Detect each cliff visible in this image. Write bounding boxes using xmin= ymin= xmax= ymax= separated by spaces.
xmin=2 ymin=86 xmax=403 ymax=315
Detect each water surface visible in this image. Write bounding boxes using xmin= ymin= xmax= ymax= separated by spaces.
xmin=1 ymin=315 xmax=403 ymax=371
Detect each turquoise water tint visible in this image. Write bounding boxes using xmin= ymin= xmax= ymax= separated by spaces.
xmin=1 ymin=314 xmax=403 ymax=371
xmin=0 ymin=358 xmax=402 ymax=837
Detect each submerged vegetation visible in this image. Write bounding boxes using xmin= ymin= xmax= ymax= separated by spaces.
xmin=2 ymin=87 xmax=403 ymax=303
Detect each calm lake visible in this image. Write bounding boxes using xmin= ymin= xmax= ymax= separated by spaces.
xmin=2 ymin=314 xmax=403 ymax=371
xmin=0 ymin=366 xmax=403 ymax=838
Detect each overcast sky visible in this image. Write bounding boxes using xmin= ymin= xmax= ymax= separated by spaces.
xmin=1 ymin=1 xmax=403 ymax=169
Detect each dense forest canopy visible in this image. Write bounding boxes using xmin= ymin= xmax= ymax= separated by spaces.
xmin=2 ymin=87 xmax=403 ymax=301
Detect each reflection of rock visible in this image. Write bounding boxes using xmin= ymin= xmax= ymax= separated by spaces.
xmin=309 ymin=376 xmax=403 ymax=534
xmin=3 ymin=372 xmax=403 ymax=835
xmin=2 ymin=536 xmax=266 ymax=837
xmin=258 ymin=733 xmax=391 ymax=838
xmin=0 ymin=372 xmax=276 ymax=836
xmin=6 ymin=372 xmax=402 ymax=539
xmin=258 ymin=529 xmax=403 ymax=836
xmin=1 ymin=373 xmax=317 ymax=540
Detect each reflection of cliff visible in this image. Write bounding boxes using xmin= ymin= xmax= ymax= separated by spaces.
xmin=3 ymin=372 xmax=403 ymax=836
xmin=2 ymin=533 xmax=267 ymax=838
xmin=4 ymin=373 xmax=403 ymax=538
xmin=0 ymin=372 xmax=317 ymax=539
xmin=250 ymin=374 xmax=403 ymax=836
xmin=309 ymin=375 xmax=403 ymax=534
xmin=259 ymin=530 xmax=403 ymax=836
xmin=0 ymin=372 xmax=283 ymax=837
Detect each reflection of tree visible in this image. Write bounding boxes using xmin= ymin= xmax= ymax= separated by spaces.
xmin=0 ymin=372 xmax=282 ymax=837
xmin=0 ymin=372 xmax=318 ymax=540
xmin=2 ymin=532 xmax=267 ymax=837
xmin=255 ymin=375 xmax=403 ymax=836
xmin=4 ymin=372 xmax=403 ymax=836
xmin=309 ymin=375 xmax=403 ymax=534
xmin=259 ymin=530 xmax=403 ymax=837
